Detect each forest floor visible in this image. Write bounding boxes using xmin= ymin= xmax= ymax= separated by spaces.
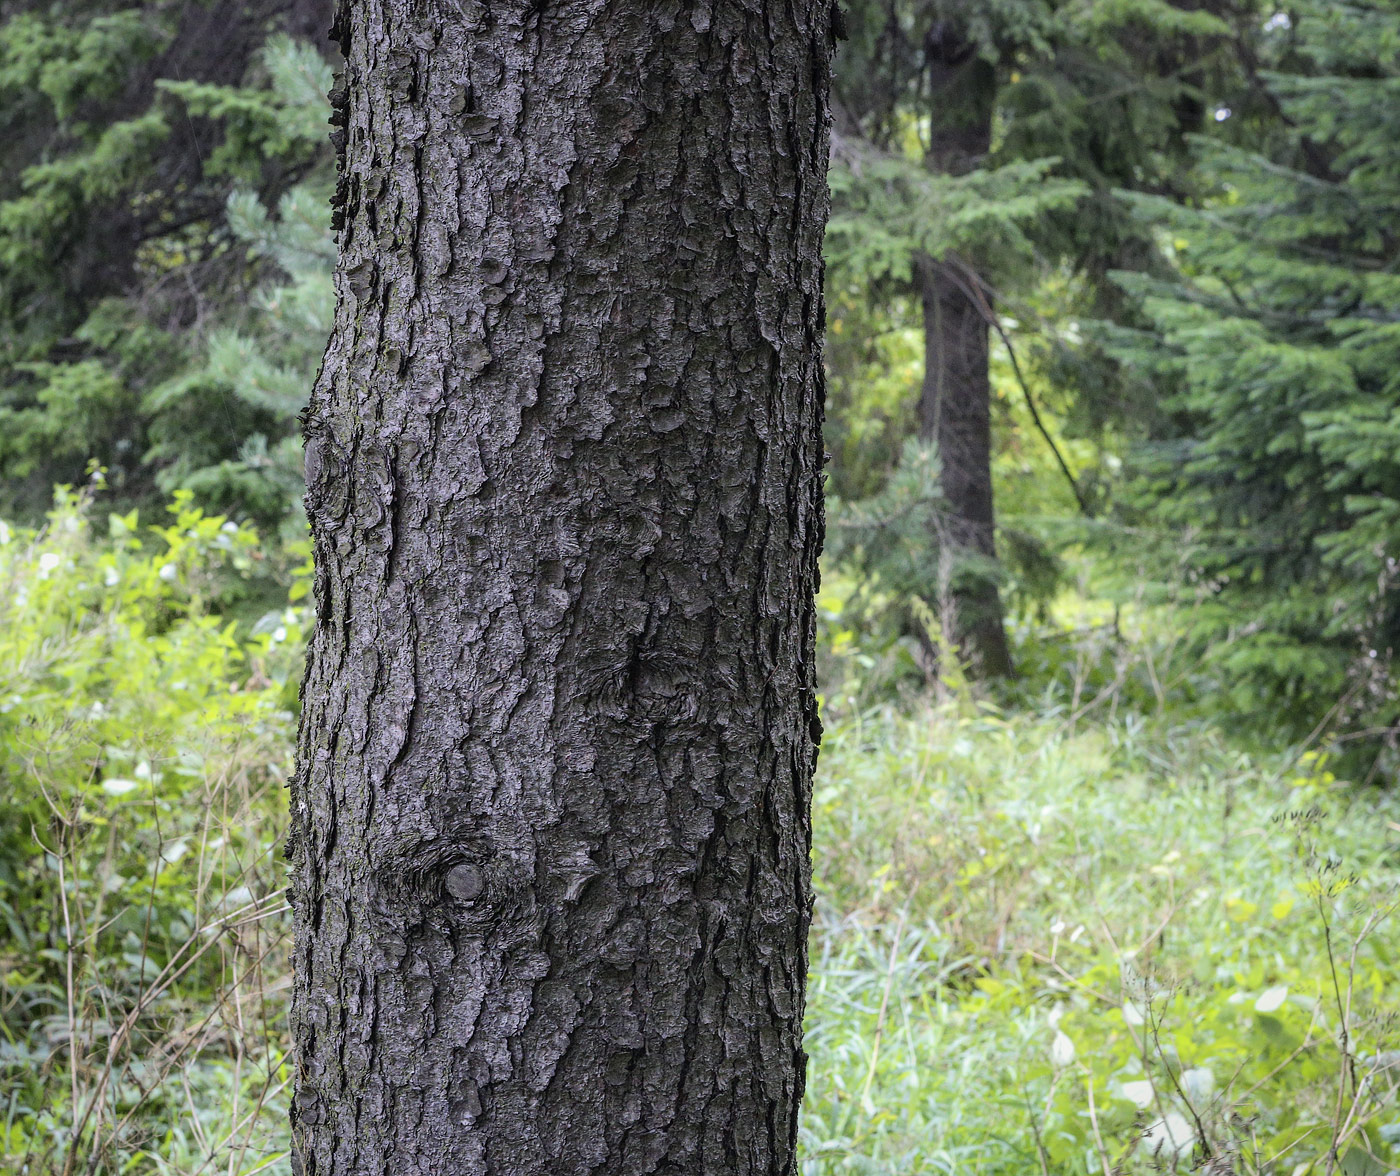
xmin=802 ymin=700 xmax=1400 ymax=1175
xmin=5 ymin=504 xmax=1400 ymax=1174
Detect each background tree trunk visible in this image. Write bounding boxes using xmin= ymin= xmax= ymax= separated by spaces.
xmin=916 ymin=252 xmax=1013 ymax=679
xmin=289 ymin=3 xmax=832 ymax=1174
xmin=917 ymin=29 xmax=1012 ymax=678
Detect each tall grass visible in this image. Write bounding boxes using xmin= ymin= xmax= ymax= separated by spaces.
xmin=4 ymin=493 xmax=1399 ymax=1175
xmin=0 ymin=488 xmax=300 ymax=1175
xmin=803 ymin=702 xmax=1400 ymax=1175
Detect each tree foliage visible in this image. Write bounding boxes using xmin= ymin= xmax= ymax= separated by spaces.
xmin=0 ymin=3 xmax=332 ymax=528
xmin=1098 ymin=0 xmax=1400 ymax=747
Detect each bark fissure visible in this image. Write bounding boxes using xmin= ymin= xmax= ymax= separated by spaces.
xmin=290 ymin=2 xmax=831 ymax=1172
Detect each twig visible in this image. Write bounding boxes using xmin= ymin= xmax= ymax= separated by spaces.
xmin=55 ymin=837 xmax=82 ymax=1176
xmin=1020 ymin=1087 xmax=1053 ymax=1176
xmin=945 ymin=257 xmax=1090 ymax=515
xmin=1084 ymin=1070 xmax=1113 ymax=1176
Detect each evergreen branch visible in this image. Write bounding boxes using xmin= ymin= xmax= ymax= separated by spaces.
xmin=827 ymin=492 xmax=946 ymax=532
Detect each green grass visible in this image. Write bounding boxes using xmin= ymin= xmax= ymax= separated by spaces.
xmin=802 ymin=701 xmax=1400 ymax=1175
xmin=5 ymin=494 xmax=1400 ymax=1174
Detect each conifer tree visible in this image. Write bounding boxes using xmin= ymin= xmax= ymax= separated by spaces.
xmin=826 ymin=0 xmax=1236 ymax=678
xmin=1101 ymin=0 xmax=1400 ymax=753
xmin=0 ymin=0 xmax=332 ymax=521
xmin=828 ymin=0 xmax=1063 ymax=678
xmin=290 ymin=1 xmax=832 ymax=1170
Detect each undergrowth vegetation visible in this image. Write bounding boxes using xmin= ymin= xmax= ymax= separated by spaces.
xmin=0 ymin=485 xmax=300 ymax=1175
xmin=804 ymin=704 xmax=1400 ymax=1175
xmin=3 ymin=491 xmax=1399 ymax=1175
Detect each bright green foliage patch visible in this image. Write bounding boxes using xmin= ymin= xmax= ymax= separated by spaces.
xmin=0 ymin=487 xmax=301 ymax=1175
xmin=802 ymin=702 xmax=1400 ymax=1174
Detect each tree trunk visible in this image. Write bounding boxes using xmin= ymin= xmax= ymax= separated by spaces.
xmin=916 ymin=30 xmax=1012 ymax=678
xmin=289 ymin=3 xmax=832 ymax=1174
xmin=916 ymin=252 xmax=1013 ymax=679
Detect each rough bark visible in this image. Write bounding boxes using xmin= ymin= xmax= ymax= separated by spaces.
xmin=288 ymin=2 xmax=832 ymax=1174
xmin=916 ymin=29 xmax=1012 ymax=678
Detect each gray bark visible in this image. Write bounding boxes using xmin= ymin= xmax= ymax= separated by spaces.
xmin=288 ymin=2 xmax=833 ymax=1173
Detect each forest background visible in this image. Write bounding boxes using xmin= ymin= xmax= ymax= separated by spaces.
xmin=3 ymin=1 xmax=1400 ymax=1173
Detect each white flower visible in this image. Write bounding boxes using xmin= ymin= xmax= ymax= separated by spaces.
xmin=1051 ymin=1031 xmax=1076 ymax=1068
xmin=104 ymin=566 xmax=121 ymax=587
xmin=1182 ymin=1067 xmax=1215 ymax=1100
xmin=101 ymin=778 xmax=139 ymax=796
xmin=158 ymin=562 xmax=179 ymax=583
xmin=1119 ymin=1080 xmax=1155 ymax=1108
xmin=1144 ymin=1112 xmax=1195 ymax=1158
xmin=272 ymin=626 xmax=288 ymax=643
xmin=1122 ymin=1001 xmax=1146 ymax=1027
xmin=0 ymin=521 xmax=10 ymax=545
xmin=37 ymin=552 xmax=60 ymax=575
xmin=1255 ymin=985 xmax=1288 ymax=1013
xmin=221 ymin=521 xmax=239 ymax=534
